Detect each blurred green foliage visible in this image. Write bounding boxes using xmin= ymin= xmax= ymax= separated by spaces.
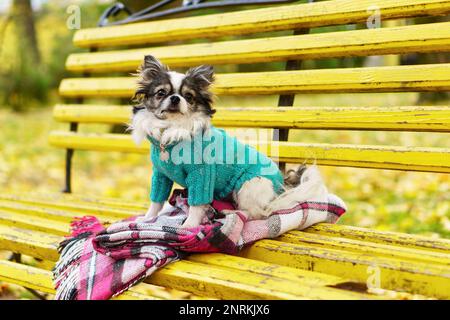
xmin=1 ymin=1 xmax=448 ymax=112
xmin=0 ymin=0 xmax=109 ymax=112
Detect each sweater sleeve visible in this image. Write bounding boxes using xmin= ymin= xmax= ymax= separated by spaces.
xmin=185 ymin=164 xmax=216 ymax=206
xmin=150 ymin=168 xmax=174 ymax=203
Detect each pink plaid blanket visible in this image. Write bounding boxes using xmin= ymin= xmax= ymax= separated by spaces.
xmin=53 ymin=167 xmax=346 ymax=300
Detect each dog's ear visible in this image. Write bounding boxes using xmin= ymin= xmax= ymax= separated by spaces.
xmin=139 ymin=55 xmax=168 ymax=78
xmin=185 ymin=65 xmax=214 ymax=88
xmin=134 ymin=56 xmax=168 ymax=101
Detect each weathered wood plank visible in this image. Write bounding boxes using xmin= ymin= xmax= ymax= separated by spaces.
xmin=0 ymin=192 xmax=147 ymax=211
xmin=53 ymin=105 xmax=450 ymax=132
xmin=72 ymin=0 xmax=450 ymax=48
xmin=0 ymin=209 xmax=69 ymax=236
xmin=276 ymin=232 xmax=450 ymax=266
xmin=0 ymin=211 xmax=372 ymax=291
xmin=2 ymin=192 xmax=449 ymax=255
xmin=48 ymin=131 xmax=450 ymax=173
xmin=0 ymin=223 xmax=445 ymax=298
xmin=1 ymin=194 xmax=448 ymax=298
xmin=0 ymin=260 xmax=164 ymax=300
xmin=305 ymin=224 xmax=450 ymax=253
xmin=67 ymin=22 xmax=450 ymax=73
xmin=1 ymin=202 xmax=447 ymax=269
xmin=59 ymin=64 xmax=450 ymax=97
xmin=0 ymin=198 xmax=136 ymax=223
xmin=240 ymin=239 xmax=450 ymax=299
xmin=0 ymin=225 xmax=377 ymax=299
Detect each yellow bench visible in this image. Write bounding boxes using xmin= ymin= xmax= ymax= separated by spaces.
xmin=1 ymin=0 xmax=450 ymax=300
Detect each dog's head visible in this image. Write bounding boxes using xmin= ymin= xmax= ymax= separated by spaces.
xmin=133 ymin=55 xmax=215 ymax=120
xmin=130 ymin=55 xmax=215 ymax=145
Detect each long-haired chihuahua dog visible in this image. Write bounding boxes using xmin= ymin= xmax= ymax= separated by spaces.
xmin=131 ymin=55 xmax=303 ymax=228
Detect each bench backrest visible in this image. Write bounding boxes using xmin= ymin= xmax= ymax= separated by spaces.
xmin=51 ymin=0 xmax=450 ymax=192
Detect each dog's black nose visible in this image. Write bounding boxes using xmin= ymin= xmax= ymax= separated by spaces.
xmin=170 ymin=95 xmax=180 ymax=105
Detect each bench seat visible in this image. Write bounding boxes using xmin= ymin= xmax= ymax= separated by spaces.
xmin=0 ymin=192 xmax=448 ymax=300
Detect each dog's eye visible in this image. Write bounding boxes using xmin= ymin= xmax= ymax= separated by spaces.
xmin=184 ymin=93 xmax=194 ymax=103
xmin=155 ymin=89 xmax=167 ymax=98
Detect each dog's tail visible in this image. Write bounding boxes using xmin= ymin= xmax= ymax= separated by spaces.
xmin=266 ymin=165 xmax=327 ymax=214
xmin=283 ymin=164 xmax=308 ymax=189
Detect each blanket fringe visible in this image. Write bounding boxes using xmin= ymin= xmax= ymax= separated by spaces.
xmin=53 ymin=216 xmax=105 ymax=300
xmin=53 ymin=235 xmax=88 ymax=300
xmin=69 ymin=216 xmax=103 ymax=237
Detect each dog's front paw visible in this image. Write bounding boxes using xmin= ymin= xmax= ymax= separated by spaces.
xmin=181 ymin=220 xmax=200 ymax=228
xmin=182 ymin=205 xmax=208 ymax=228
xmin=135 ymin=211 xmax=157 ymax=223
xmin=144 ymin=202 xmax=163 ymax=220
xmin=181 ymin=214 xmax=203 ymax=228
xmin=144 ymin=210 xmax=158 ymax=219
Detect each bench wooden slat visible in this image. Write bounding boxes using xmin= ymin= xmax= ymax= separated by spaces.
xmin=2 ymin=192 xmax=450 ymax=254
xmin=0 ymin=261 xmax=56 ymax=295
xmin=0 ymin=225 xmax=64 ymax=261
xmin=0 ymin=225 xmax=380 ymax=299
xmin=0 ymin=198 xmax=135 ymax=223
xmin=2 ymin=193 xmax=448 ymax=298
xmin=0 ymin=209 xmax=69 ymax=236
xmin=53 ymin=104 xmax=450 ymax=132
xmin=0 ymin=207 xmax=365 ymax=289
xmin=277 ymin=232 xmax=450 ymax=266
xmin=187 ymin=253 xmax=347 ymax=288
xmin=149 ymin=260 xmax=368 ymax=300
xmin=37 ymin=193 xmax=147 ymax=211
xmin=48 ymin=131 xmax=450 ymax=173
xmin=0 ymin=260 xmax=172 ymax=300
xmin=0 ymin=202 xmax=116 ymax=232
xmin=241 ymin=239 xmax=450 ymax=299
xmin=306 ymin=225 xmax=450 ymax=253
xmin=1 ymin=221 xmax=447 ymax=299
xmin=0 ymin=193 xmax=143 ymax=216
xmin=59 ymin=64 xmax=450 ymax=97
xmin=1 ymin=202 xmax=447 ymax=267
xmin=2 ymin=203 xmax=447 ymax=273
xmin=1 ymin=199 xmax=447 ymax=268
xmin=67 ymin=22 xmax=450 ymax=73
xmin=72 ymin=0 xmax=450 ymax=48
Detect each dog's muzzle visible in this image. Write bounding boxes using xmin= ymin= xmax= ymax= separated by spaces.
xmin=167 ymin=95 xmax=180 ymax=112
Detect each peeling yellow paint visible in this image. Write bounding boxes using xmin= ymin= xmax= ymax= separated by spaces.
xmin=59 ymin=64 xmax=450 ymax=97
xmin=47 ymin=131 xmax=450 ymax=173
xmin=72 ymin=0 xmax=450 ymax=48
xmin=53 ymin=105 xmax=450 ymax=132
xmin=67 ymin=22 xmax=450 ymax=73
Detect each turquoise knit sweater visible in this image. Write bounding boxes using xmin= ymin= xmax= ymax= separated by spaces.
xmin=148 ymin=126 xmax=283 ymax=206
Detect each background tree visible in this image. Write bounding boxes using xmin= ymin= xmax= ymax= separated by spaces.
xmin=0 ymin=0 xmax=49 ymax=112
xmin=11 ymin=0 xmax=40 ymax=63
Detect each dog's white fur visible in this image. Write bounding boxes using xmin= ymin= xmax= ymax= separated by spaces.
xmin=233 ymin=177 xmax=278 ymax=219
xmin=131 ymin=107 xmax=210 ymax=146
xmin=266 ymin=165 xmax=326 ymax=214
xmin=168 ymin=71 xmax=184 ymax=92
xmin=132 ymin=70 xmax=304 ymax=227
